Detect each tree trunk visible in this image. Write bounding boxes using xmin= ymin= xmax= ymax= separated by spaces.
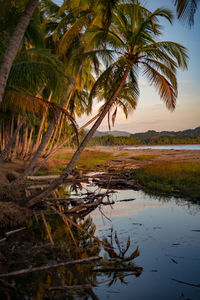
xmin=27 ymin=66 xmax=131 ymax=207
xmin=26 ymin=127 xmax=33 ymax=159
xmin=0 ymin=0 xmax=38 ymax=104
xmin=0 ymin=115 xmax=27 ymax=160
xmin=10 ymin=114 xmax=58 ymax=186
xmin=31 ymin=113 xmax=100 ymax=175
xmin=21 ymin=126 xmax=29 ymax=159
xmin=33 ymin=91 xmax=52 ymax=152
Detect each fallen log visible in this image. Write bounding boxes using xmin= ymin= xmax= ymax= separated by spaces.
xmin=27 ymin=175 xmax=59 ymax=181
xmin=0 ymin=256 xmax=101 ymax=278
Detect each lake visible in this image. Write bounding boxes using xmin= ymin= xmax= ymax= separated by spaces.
xmin=121 ymin=144 xmax=200 ymax=150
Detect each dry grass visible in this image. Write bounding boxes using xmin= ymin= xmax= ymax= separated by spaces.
xmin=50 ymin=150 xmax=114 ymax=173
xmin=130 ymin=155 xmax=159 ymax=161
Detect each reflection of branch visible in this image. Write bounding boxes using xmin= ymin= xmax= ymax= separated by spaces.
xmin=49 ymin=284 xmax=94 ymax=291
xmin=0 ymin=257 xmax=101 ymax=278
xmin=92 ymin=267 xmax=142 ymax=273
xmin=171 ymin=278 xmax=200 ymax=288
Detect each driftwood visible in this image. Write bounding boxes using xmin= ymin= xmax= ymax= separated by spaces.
xmin=27 ymin=175 xmax=60 ymax=181
xmin=0 ymin=256 xmax=101 ymax=278
xmin=48 ymin=284 xmax=94 ymax=291
xmin=118 ymin=198 xmax=135 ymax=202
xmin=5 ymin=227 xmax=26 ymax=237
xmin=0 ymin=238 xmax=7 ymax=243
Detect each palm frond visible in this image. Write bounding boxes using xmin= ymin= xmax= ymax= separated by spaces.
xmin=174 ymin=0 xmax=199 ymax=26
xmin=143 ymin=62 xmax=177 ymax=110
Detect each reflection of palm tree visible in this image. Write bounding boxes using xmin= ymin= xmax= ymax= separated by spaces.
xmin=98 ymin=229 xmax=142 ymax=286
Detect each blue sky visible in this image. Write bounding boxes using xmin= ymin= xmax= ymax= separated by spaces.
xmin=54 ymin=0 xmax=200 ymax=133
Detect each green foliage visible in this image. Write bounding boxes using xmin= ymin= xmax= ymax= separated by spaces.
xmin=130 ymin=162 xmax=200 ymax=200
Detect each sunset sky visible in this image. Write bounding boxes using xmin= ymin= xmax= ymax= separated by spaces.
xmin=55 ymin=0 xmax=200 ymax=133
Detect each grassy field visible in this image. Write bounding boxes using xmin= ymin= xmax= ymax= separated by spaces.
xmin=51 ymin=150 xmax=114 ymax=173
xmin=130 ymin=155 xmax=159 ymax=160
xmin=129 ymin=162 xmax=200 ymax=200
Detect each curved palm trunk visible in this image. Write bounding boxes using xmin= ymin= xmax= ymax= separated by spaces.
xmin=27 ymin=66 xmax=131 ymax=207
xmin=0 ymin=0 xmax=38 ymax=104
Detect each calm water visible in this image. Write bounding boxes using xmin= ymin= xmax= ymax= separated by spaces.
xmin=1 ymin=186 xmax=200 ymax=299
xmin=89 ymin=189 xmax=200 ymax=300
xmin=122 ymin=144 xmax=200 ymax=150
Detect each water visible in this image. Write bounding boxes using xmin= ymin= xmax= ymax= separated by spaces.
xmin=89 ymin=189 xmax=200 ymax=300
xmin=121 ymin=144 xmax=200 ymax=150
xmin=1 ymin=187 xmax=200 ymax=299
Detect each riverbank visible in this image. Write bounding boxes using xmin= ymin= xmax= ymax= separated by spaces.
xmin=0 ymin=146 xmax=200 ymax=229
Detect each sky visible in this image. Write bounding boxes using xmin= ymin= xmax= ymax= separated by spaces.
xmin=55 ymin=0 xmax=200 ymax=133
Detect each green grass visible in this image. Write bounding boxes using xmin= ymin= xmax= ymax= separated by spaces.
xmin=52 ymin=150 xmax=114 ymax=173
xmin=129 ymin=162 xmax=200 ymax=200
xmin=130 ymin=155 xmax=159 ymax=160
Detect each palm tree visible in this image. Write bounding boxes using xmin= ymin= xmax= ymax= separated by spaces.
xmin=0 ymin=0 xmax=39 ymax=104
xmin=174 ymin=0 xmax=200 ymax=25
xmin=27 ymin=2 xmax=188 ymax=207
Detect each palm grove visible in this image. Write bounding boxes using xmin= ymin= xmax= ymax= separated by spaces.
xmin=0 ymin=0 xmax=189 ymax=206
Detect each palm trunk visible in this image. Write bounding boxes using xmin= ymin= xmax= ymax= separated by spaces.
xmin=0 ymin=0 xmax=38 ymax=104
xmin=26 ymin=127 xmax=33 ymax=159
xmin=27 ymin=66 xmax=131 ymax=207
xmin=31 ymin=113 xmax=100 ymax=175
xmin=44 ymin=113 xmax=63 ymax=156
xmin=33 ymin=91 xmax=52 ymax=152
xmin=21 ymin=126 xmax=29 ymax=159
xmin=0 ymin=115 xmax=27 ymax=160
xmin=10 ymin=114 xmax=58 ymax=186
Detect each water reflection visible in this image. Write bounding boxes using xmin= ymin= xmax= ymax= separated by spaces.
xmin=0 ymin=210 xmax=142 ymax=299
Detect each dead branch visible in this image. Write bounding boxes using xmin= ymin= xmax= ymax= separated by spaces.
xmin=5 ymin=227 xmax=26 ymax=237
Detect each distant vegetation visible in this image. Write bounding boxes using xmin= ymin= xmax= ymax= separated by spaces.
xmin=83 ymin=127 xmax=200 ymax=146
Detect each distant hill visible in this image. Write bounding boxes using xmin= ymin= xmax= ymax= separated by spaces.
xmin=130 ymin=127 xmax=200 ymax=139
xmin=93 ymin=127 xmax=200 ymax=139
xmin=93 ymin=130 xmax=131 ymax=137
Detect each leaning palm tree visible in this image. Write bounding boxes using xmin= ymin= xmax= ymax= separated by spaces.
xmin=174 ymin=0 xmax=200 ymax=25
xmin=28 ymin=2 xmax=188 ymax=207
xmin=0 ymin=0 xmax=39 ymax=104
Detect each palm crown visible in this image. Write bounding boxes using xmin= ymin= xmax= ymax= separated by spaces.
xmin=87 ymin=3 xmax=188 ymax=112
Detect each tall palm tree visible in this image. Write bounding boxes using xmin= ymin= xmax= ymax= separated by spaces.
xmin=174 ymin=0 xmax=200 ymax=25
xmin=0 ymin=0 xmax=39 ymax=104
xmin=28 ymin=2 xmax=188 ymax=207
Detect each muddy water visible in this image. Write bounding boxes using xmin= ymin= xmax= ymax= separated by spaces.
xmin=88 ymin=189 xmax=200 ymax=300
